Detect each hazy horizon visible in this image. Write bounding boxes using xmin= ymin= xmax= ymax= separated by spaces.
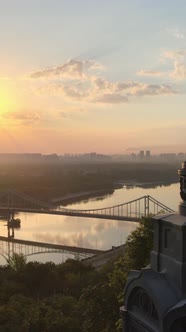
xmin=1 ymin=1 xmax=186 ymax=154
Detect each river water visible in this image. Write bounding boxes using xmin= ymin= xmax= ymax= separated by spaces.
xmin=0 ymin=182 xmax=180 ymax=264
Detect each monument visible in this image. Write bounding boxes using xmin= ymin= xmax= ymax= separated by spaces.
xmin=121 ymin=162 xmax=186 ymax=332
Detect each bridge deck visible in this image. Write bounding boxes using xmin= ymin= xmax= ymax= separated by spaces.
xmin=0 ymin=207 xmax=140 ymax=222
xmin=0 ymin=192 xmax=174 ymax=222
xmin=0 ymin=236 xmax=104 ymax=255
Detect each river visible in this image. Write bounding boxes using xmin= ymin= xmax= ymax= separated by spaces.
xmin=0 ymin=182 xmax=180 ymax=264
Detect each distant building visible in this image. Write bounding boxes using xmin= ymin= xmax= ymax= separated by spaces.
xmin=159 ymin=153 xmax=177 ymax=161
xmin=139 ymin=150 xmax=144 ymax=159
xmin=146 ymin=150 xmax=151 ymax=158
xmin=60 ymin=153 xmax=111 ymax=163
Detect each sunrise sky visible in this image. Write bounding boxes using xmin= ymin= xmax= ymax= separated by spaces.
xmin=1 ymin=0 xmax=186 ymax=154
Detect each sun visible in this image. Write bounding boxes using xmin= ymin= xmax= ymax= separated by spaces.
xmin=0 ymin=86 xmax=17 ymax=114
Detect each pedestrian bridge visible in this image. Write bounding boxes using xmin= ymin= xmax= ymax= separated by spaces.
xmin=0 ymin=189 xmax=174 ymax=222
xmin=0 ymin=236 xmax=103 ymax=260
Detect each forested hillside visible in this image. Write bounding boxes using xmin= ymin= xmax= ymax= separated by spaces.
xmin=0 ymin=161 xmax=179 ymax=203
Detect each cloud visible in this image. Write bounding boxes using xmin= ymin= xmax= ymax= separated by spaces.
xmin=128 ymin=83 xmax=177 ymax=97
xmin=38 ymin=83 xmax=88 ymax=100
xmin=30 ymin=59 xmax=104 ymax=80
xmin=59 ymin=107 xmax=85 ymax=118
xmin=38 ymin=78 xmax=177 ymax=103
xmin=163 ymin=50 xmax=186 ymax=60
xmin=166 ymin=28 xmax=185 ymax=40
xmin=4 ymin=110 xmax=41 ymax=125
xmin=63 ymin=85 xmax=87 ymax=99
xmin=138 ymin=49 xmax=186 ymax=82
xmin=95 ymin=93 xmax=128 ymax=104
xmin=162 ymin=49 xmax=186 ymax=80
xmin=108 ymin=80 xmax=176 ymax=96
xmin=92 ymin=80 xmax=176 ymax=103
xmin=135 ymin=49 xmax=186 ymax=81
xmin=93 ymin=77 xmax=113 ymax=90
xmin=31 ymin=57 xmax=178 ymax=104
xmin=137 ymin=70 xmax=164 ymax=77
xmin=170 ymin=61 xmax=186 ymax=80
xmin=173 ymin=31 xmax=185 ymax=39
xmin=115 ymin=81 xmax=139 ymax=91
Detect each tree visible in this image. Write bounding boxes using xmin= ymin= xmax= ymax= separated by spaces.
xmin=81 ymin=217 xmax=154 ymax=332
xmin=109 ymin=217 xmax=154 ymax=330
xmin=81 ymin=282 xmax=119 ymax=332
xmin=0 ymin=218 xmax=153 ymax=332
xmin=5 ymin=253 xmax=27 ymax=272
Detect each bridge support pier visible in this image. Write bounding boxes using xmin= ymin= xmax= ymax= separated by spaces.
xmin=7 ymin=227 xmax=14 ymax=239
xmin=7 ymin=211 xmax=15 ymax=239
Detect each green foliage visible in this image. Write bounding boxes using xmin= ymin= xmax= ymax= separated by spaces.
xmin=109 ymin=217 xmax=153 ymax=300
xmin=0 ymin=257 xmax=97 ymax=330
xmin=81 ymin=282 xmax=119 ymax=332
xmin=124 ymin=217 xmax=153 ymax=270
xmin=5 ymin=253 xmax=27 ymax=272
xmin=0 ymin=218 xmax=153 ymax=331
xmin=81 ymin=217 xmax=153 ymax=332
xmin=0 ymin=161 xmax=178 ymax=203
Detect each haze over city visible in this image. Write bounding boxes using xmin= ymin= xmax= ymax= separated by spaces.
xmin=1 ymin=0 xmax=186 ymax=154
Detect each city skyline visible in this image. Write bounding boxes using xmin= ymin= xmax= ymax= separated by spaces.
xmin=1 ymin=0 xmax=186 ymax=154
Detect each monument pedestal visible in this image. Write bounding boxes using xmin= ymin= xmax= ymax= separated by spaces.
xmin=122 ymin=213 xmax=186 ymax=332
xmin=121 ymin=162 xmax=186 ymax=331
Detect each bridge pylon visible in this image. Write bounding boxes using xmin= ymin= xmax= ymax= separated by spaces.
xmin=144 ymin=195 xmax=150 ymax=217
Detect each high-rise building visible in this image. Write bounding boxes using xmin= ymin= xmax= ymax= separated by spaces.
xmin=139 ymin=150 xmax=144 ymax=159
xmin=146 ymin=150 xmax=150 ymax=158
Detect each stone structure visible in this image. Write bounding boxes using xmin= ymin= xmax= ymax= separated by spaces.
xmin=121 ymin=162 xmax=186 ymax=332
xmin=178 ymin=161 xmax=186 ymax=215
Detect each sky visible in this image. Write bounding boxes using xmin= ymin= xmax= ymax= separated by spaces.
xmin=1 ymin=0 xmax=186 ymax=154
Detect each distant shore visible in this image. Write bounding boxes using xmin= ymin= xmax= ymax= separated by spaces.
xmin=0 ymin=159 xmax=179 ymax=205
xmin=117 ymin=179 xmax=178 ymax=187
xmin=51 ymin=188 xmax=115 ymax=205
xmin=51 ymin=180 xmax=178 ymax=206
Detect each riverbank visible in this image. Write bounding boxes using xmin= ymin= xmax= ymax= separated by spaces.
xmin=51 ymin=188 xmax=115 ymax=205
xmin=0 ymin=160 xmax=179 ymax=204
xmin=118 ymin=179 xmax=178 ymax=188
xmin=51 ymin=180 xmax=178 ymax=206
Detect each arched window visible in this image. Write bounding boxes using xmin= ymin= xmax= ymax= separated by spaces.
xmin=128 ymin=287 xmax=158 ymax=321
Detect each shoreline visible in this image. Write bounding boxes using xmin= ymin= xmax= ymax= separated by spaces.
xmin=51 ymin=180 xmax=178 ymax=206
xmin=119 ymin=180 xmax=178 ymax=187
xmin=51 ymin=188 xmax=115 ymax=205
